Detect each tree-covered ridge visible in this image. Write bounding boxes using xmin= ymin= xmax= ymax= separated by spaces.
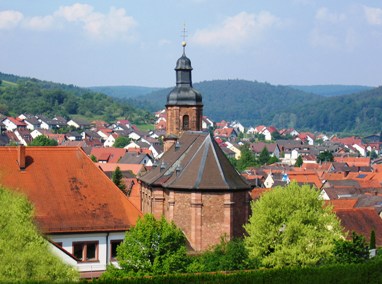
xmin=89 ymin=85 xmax=162 ymax=99
xmin=289 ymin=85 xmax=373 ymax=97
xmin=134 ymin=79 xmax=382 ymax=134
xmin=132 ymin=79 xmax=325 ymax=124
xmin=295 ymin=86 xmax=382 ymax=133
xmin=0 ymin=72 xmax=153 ymax=124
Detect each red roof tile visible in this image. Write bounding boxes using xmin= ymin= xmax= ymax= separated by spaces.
xmin=90 ymin=147 xmax=126 ymax=163
xmin=335 ymin=208 xmax=382 ymax=246
xmin=0 ymin=146 xmax=141 ymax=234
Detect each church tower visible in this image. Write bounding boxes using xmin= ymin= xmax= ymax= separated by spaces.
xmin=164 ymin=42 xmax=203 ymax=151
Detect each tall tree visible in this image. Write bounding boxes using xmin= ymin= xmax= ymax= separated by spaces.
xmin=0 ymin=186 xmax=78 ymax=282
xmin=295 ymin=155 xmax=303 ymax=167
xmin=317 ymin=150 xmax=334 ymax=163
xmin=244 ymin=182 xmax=343 ymax=268
xmin=259 ymin=147 xmax=270 ymax=165
xmin=102 ymin=214 xmax=188 ymax=278
xmin=332 ymin=232 xmax=370 ymax=264
xmin=112 ymin=166 xmax=126 ymax=192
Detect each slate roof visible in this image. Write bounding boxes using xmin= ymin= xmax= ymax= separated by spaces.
xmin=140 ymin=132 xmax=250 ymax=191
xmin=0 ymin=147 xmax=141 ymax=234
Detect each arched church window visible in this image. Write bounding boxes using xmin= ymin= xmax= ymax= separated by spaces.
xmin=182 ymin=115 xmax=189 ymax=130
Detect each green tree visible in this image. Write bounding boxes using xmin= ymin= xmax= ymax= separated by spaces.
xmin=113 ymin=136 xmax=131 ymax=148
xmin=267 ymin=156 xmax=279 ymax=165
xmin=317 ymin=150 xmax=334 ymax=163
xmin=112 ymin=166 xmax=126 ymax=192
xmin=187 ymin=237 xmax=255 ymax=272
xmin=0 ymin=186 xmax=78 ymax=282
xmin=235 ymin=145 xmax=257 ymax=171
xmin=295 ymin=155 xmax=303 ymax=167
xmin=332 ymin=232 xmax=370 ymax=264
xmin=259 ymin=147 xmax=270 ymax=165
xmin=90 ymin=154 xmax=98 ymax=162
xmin=244 ymin=181 xmax=343 ymax=268
xmin=370 ymin=230 xmax=376 ymax=250
xmin=102 ymin=214 xmax=189 ymax=277
xmin=30 ymin=135 xmax=58 ymax=146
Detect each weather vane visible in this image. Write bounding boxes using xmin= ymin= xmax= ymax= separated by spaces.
xmin=181 ymin=24 xmax=187 ymax=53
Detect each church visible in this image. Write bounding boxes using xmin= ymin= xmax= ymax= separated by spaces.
xmin=139 ymin=42 xmax=252 ymax=251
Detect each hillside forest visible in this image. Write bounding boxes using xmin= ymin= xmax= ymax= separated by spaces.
xmin=0 ymin=73 xmax=153 ymax=124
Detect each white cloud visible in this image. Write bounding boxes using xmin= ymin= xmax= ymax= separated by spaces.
xmin=191 ymin=11 xmax=281 ymax=49
xmin=316 ymin=7 xmax=346 ymax=23
xmin=24 ymin=15 xmax=55 ymax=31
xmin=55 ymin=3 xmax=94 ymax=22
xmin=0 ymin=10 xmax=23 ymax=29
xmin=0 ymin=4 xmax=137 ymax=41
xmin=309 ymin=28 xmax=340 ymax=49
xmin=363 ymin=6 xmax=382 ymax=25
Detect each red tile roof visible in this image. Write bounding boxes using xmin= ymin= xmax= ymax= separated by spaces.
xmin=334 ymin=157 xmax=370 ymax=167
xmin=335 ymin=208 xmax=382 ymax=246
xmin=0 ymin=146 xmax=141 ymax=234
xmin=90 ymin=147 xmax=126 ymax=163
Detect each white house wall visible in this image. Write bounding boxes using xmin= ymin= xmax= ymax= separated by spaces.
xmin=49 ymin=231 xmax=125 ymax=273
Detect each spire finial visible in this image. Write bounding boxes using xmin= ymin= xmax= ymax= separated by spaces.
xmin=181 ymin=24 xmax=187 ymax=54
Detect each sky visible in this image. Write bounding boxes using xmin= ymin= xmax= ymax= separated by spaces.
xmin=0 ymin=1 xmax=382 ymax=88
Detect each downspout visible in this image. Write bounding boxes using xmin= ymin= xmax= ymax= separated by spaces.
xmin=106 ymin=232 xmax=110 ymax=265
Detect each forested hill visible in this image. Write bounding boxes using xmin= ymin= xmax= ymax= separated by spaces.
xmin=289 ymin=85 xmax=373 ymax=97
xmin=0 ymin=72 xmax=153 ymax=124
xmin=89 ymin=86 xmax=161 ymax=99
xmin=130 ymin=79 xmax=325 ymax=126
xmin=131 ymin=79 xmax=382 ymax=134
xmin=295 ymin=86 xmax=382 ymax=134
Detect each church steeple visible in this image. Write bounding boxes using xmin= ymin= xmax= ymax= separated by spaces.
xmin=164 ymin=39 xmax=204 ymax=151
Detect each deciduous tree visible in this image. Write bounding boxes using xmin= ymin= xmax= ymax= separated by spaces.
xmin=113 ymin=136 xmax=131 ymax=148
xmin=103 ymin=214 xmax=188 ymax=277
xmin=0 ymin=186 xmax=78 ymax=282
xmin=244 ymin=181 xmax=343 ymax=268
xmin=30 ymin=135 xmax=58 ymax=146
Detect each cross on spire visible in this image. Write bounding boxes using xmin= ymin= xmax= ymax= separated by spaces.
xmin=181 ymin=24 xmax=187 ymax=54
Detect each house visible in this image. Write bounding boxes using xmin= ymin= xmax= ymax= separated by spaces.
xmin=213 ymin=127 xmax=237 ymax=140
xmin=230 ymin=121 xmax=245 ymax=133
xmin=0 ymin=146 xmax=141 ymax=277
xmin=90 ymin=148 xmax=126 ymax=163
xmin=104 ymin=133 xmax=119 ymax=147
xmin=224 ymin=141 xmax=242 ymax=159
xmin=262 ymin=126 xmax=278 ymax=141
xmin=67 ymin=118 xmax=91 ymax=129
xmin=14 ymin=128 xmax=32 ymax=146
xmin=250 ymin=142 xmax=280 ymax=158
xmin=297 ymin=132 xmax=315 ymax=145
xmin=118 ymin=152 xmax=153 ymax=167
xmin=19 ymin=114 xmax=40 ymax=130
xmin=202 ymin=116 xmax=214 ymax=130
xmin=335 ymin=208 xmax=382 ymax=246
xmin=66 ymin=131 xmax=83 ymax=141
xmin=2 ymin=117 xmax=27 ymax=131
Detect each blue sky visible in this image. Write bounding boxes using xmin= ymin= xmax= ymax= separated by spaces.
xmin=0 ymin=1 xmax=381 ymax=87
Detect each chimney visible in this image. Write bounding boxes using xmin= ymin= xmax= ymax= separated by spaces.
xmin=18 ymin=145 xmax=26 ymax=170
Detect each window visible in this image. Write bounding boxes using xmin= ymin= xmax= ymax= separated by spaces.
xmin=72 ymin=241 xmax=99 ymax=262
xmin=110 ymin=240 xmax=123 ymax=261
xmin=182 ymin=115 xmax=189 ymax=130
